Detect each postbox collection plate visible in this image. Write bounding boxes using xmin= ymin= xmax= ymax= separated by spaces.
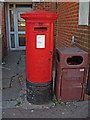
xmin=36 ymin=35 xmax=45 ymax=48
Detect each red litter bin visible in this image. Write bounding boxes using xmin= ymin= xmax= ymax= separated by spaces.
xmin=55 ymin=47 xmax=88 ymax=101
xmin=20 ymin=10 xmax=58 ymax=104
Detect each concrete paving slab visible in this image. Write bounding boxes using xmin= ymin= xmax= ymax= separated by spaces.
xmin=2 ymin=64 xmax=19 ymax=79
xmin=2 ymin=108 xmax=25 ymax=118
xmin=53 ymin=101 xmax=88 ymax=118
xmin=0 ymin=90 xmax=2 ymax=102
xmin=70 ymin=104 xmax=88 ymax=118
xmin=0 ymin=69 xmax=1 ymax=78
xmin=2 ymin=100 xmax=18 ymax=109
xmin=4 ymin=51 xmax=25 ymax=64
xmin=17 ymin=55 xmax=26 ymax=75
xmin=3 ymin=101 xmax=87 ymax=119
xmin=2 ymin=74 xmax=22 ymax=101
xmin=2 ymin=87 xmax=20 ymax=101
xmin=20 ymin=97 xmax=55 ymax=110
xmin=2 ymin=78 xmax=11 ymax=88
xmin=0 ymin=79 xmax=2 ymax=88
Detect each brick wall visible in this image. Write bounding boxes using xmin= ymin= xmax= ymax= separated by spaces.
xmin=57 ymin=2 xmax=79 ymax=47
xmin=0 ymin=3 xmax=3 ymax=62
xmin=1 ymin=3 xmax=7 ymax=60
xmin=0 ymin=4 xmax=2 ymax=32
xmin=57 ymin=2 xmax=90 ymax=63
xmin=88 ymin=2 xmax=90 ymax=63
xmin=33 ymin=2 xmax=56 ymax=12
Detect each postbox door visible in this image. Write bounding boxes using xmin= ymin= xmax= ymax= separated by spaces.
xmin=61 ymin=68 xmax=85 ymax=100
xmin=26 ymin=22 xmax=53 ymax=83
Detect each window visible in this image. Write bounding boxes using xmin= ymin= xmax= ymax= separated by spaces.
xmin=78 ymin=2 xmax=89 ymax=25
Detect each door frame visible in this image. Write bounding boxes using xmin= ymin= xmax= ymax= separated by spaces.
xmin=6 ymin=3 xmax=32 ymax=50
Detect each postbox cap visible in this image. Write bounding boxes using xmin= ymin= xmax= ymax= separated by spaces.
xmin=20 ymin=10 xmax=59 ymax=21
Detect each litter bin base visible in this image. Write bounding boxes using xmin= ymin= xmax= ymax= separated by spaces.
xmin=26 ymin=80 xmax=53 ymax=104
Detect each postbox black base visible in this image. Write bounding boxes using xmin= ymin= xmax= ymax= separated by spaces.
xmin=26 ymin=80 xmax=53 ymax=104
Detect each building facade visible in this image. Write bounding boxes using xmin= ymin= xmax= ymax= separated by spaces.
xmin=0 ymin=1 xmax=90 ymax=63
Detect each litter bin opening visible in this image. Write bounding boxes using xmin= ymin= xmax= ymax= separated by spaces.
xmin=67 ymin=56 xmax=83 ymax=65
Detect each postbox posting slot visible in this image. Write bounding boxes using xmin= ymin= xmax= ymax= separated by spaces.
xmin=67 ymin=56 xmax=83 ymax=65
xmin=34 ymin=26 xmax=47 ymax=32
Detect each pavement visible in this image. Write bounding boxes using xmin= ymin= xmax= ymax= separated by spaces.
xmin=1 ymin=50 xmax=90 ymax=119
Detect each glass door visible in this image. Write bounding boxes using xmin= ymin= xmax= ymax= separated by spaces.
xmin=16 ymin=9 xmax=31 ymax=49
xmin=7 ymin=3 xmax=32 ymax=50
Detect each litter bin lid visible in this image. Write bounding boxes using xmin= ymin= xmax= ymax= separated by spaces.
xmin=57 ymin=47 xmax=88 ymax=55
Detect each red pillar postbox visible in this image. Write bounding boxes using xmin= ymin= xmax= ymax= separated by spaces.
xmin=20 ymin=10 xmax=58 ymax=104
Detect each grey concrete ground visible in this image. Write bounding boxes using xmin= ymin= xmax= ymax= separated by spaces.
xmin=2 ymin=51 xmax=90 ymax=119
